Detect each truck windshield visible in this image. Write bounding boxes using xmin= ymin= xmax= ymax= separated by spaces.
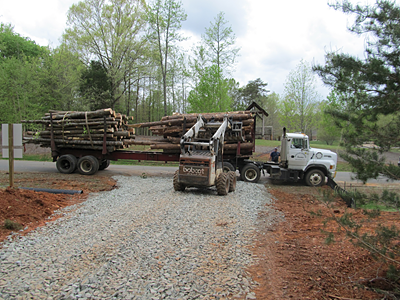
xmin=291 ymin=138 xmax=308 ymax=149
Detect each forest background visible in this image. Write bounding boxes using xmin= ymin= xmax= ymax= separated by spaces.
xmin=0 ymin=0 xmax=336 ymax=143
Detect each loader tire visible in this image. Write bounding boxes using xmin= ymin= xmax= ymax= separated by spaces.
xmin=173 ymin=170 xmax=185 ymax=191
xmin=228 ymin=171 xmax=236 ymax=192
xmin=216 ymin=172 xmax=230 ymax=196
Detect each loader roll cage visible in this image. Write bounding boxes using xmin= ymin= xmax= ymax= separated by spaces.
xmin=179 ymin=115 xmax=243 ymax=171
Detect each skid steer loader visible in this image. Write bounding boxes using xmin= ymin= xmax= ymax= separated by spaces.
xmin=173 ymin=115 xmax=241 ymax=195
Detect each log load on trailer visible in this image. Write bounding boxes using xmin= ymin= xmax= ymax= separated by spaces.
xmin=22 ymin=109 xmax=255 ymax=176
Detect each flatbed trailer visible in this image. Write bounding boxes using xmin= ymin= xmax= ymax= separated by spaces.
xmin=53 ymin=146 xmax=251 ymax=176
xmin=53 ymin=148 xmax=180 ymax=175
xmin=56 ymin=148 xmax=181 ymax=163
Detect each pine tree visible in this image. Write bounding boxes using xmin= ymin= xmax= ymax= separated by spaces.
xmin=313 ymin=1 xmax=400 ymax=291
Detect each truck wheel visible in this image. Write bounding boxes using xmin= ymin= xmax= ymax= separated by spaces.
xmin=241 ymin=164 xmax=261 ymax=183
xmin=305 ymin=169 xmax=325 ymax=187
xmin=228 ymin=171 xmax=236 ymax=192
xmin=216 ymin=173 xmax=230 ymax=196
xmin=56 ymin=154 xmax=77 ymax=174
xmin=77 ymin=155 xmax=99 ymax=175
xmin=173 ymin=170 xmax=185 ymax=191
xmin=223 ymin=161 xmax=235 ymax=173
xmin=99 ymin=159 xmax=111 ymax=170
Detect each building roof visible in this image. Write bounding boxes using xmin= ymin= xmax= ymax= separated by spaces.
xmin=246 ymin=101 xmax=269 ymax=117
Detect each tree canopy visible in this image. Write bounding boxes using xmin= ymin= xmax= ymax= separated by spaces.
xmin=64 ymin=0 xmax=148 ymax=109
xmin=187 ymin=65 xmax=232 ymax=113
xmin=313 ymin=1 xmax=400 ymax=285
xmin=281 ymin=60 xmax=320 ymax=134
xmin=202 ymin=11 xmax=240 ymax=76
xmin=0 ymin=23 xmax=46 ymax=60
xmin=314 ymin=0 xmax=400 ymax=180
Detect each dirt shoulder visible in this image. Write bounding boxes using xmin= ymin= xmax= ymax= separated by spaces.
xmin=0 ymin=171 xmax=116 ymax=242
xmin=248 ymin=181 xmax=400 ymax=299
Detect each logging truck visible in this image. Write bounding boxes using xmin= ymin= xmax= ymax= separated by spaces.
xmin=23 ymin=109 xmax=337 ymax=188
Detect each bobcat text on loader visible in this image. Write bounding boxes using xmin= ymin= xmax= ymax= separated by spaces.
xmin=173 ymin=114 xmax=240 ymax=195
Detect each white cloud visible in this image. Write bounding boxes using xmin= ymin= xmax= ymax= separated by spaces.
xmin=234 ymin=0 xmax=366 ymax=97
xmin=1 ymin=0 xmax=77 ymax=47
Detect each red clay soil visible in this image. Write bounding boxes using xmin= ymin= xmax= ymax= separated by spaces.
xmin=0 ymin=173 xmax=116 ymax=242
xmin=248 ymin=185 xmax=400 ymax=299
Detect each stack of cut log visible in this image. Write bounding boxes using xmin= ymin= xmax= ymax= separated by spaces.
xmin=22 ymin=109 xmax=136 ymax=152
xmin=130 ymin=111 xmax=255 ymax=155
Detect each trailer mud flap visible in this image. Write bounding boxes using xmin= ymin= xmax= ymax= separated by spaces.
xmin=327 ymin=177 xmax=355 ymax=208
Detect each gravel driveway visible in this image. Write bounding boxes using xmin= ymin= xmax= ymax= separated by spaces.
xmin=0 ymin=176 xmax=274 ymax=299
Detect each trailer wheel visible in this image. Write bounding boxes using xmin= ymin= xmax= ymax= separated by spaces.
xmin=241 ymin=164 xmax=261 ymax=183
xmin=305 ymin=169 xmax=325 ymax=187
xmin=223 ymin=161 xmax=235 ymax=173
xmin=56 ymin=154 xmax=77 ymax=174
xmin=228 ymin=171 xmax=236 ymax=192
xmin=216 ymin=172 xmax=230 ymax=196
xmin=77 ymin=156 xmax=99 ymax=175
xmin=173 ymin=170 xmax=186 ymax=191
xmin=99 ymin=159 xmax=111 ymax=170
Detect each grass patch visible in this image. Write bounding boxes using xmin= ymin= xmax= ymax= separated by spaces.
xmin=4 ymin=219 xmax=23 ymax=231
xmin=310 ymin=141 xmax=344 ymax=151
xmin=255 ymin=139 xmax=280 ymax=147
xmin=359 ymin=202 xmax=398 ymax=212
xmin=1 ymin=154 xmax=52 ymax=162
xmin=336 ymin=161 xmax=352 ymax=172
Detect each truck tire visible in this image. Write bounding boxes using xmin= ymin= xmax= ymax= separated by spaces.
xmin=223 ymin=161 xmax=235 ymax=173
xmin=56 ymin=154 xmax=77 ymax=174
xmin=305 ymin=169 xmax=325 ymax=187
xmin=173 ymin=170 xmax=186 ymax=191
xmin=216 ymin=173 xmax=230 ymax=196
xmin=99 ymin=159 xmax=111 ymax=170
xmin=77 ymin=155 xmax=99 ymax=175
xmin=228 ymin=171 xmax=236 ymax=192
xmin=241 ymin=164 xmax=261 ymax=183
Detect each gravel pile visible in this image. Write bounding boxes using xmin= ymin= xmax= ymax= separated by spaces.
xmin=0 ymin=175 xmax=274 ymax=299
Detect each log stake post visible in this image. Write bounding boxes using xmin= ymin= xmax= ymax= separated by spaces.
xmin=102 ymin=115 xmax=107 ymax=155
xmin=8 ymin=124 xmax=14 ymax=188
xmin=50 ymin=113 xmax=58 ymax=161
xmin=236 ymin=141 xmax=241 ymax=169
xmin=183 ymin=117 xmax=186 ymax=135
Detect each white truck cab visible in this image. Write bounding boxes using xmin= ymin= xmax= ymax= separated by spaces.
xmin=225 ymin=128 xmax=338 ymax=187
xmin=279 ymin=130 xmax=337 ymax=186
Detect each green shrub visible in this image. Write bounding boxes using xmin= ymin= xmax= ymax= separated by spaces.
xmin=4 ymin=219 xmax=23 ymax=231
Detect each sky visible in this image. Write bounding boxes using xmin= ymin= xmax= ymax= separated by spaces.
xmin=1 ymin=0 xmax=373 ymax=99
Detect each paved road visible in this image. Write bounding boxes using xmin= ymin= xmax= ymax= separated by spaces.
xmin=1 ymin=160 xmax=398 ymax=185
xmin=0 ymin=160 xmax=176 ymax=177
